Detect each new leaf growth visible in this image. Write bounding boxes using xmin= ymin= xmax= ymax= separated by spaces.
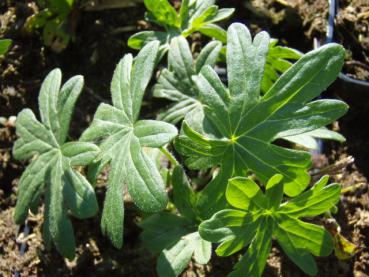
xmin=199 ymin=175 xmax=341 ymax=276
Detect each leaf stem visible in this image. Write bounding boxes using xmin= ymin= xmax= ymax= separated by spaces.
xmin=160 ymin=146 xmax=179 ymax=167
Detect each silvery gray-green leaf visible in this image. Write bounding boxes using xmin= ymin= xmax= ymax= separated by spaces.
xmin=12 ymin=69 xmax=99 ymax=259
xmin=154 ymin=37 xmax=222 ymax=124
xmin=81 ymin=41 xmax=178 ymax=248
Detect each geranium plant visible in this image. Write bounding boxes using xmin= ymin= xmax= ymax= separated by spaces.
xmin=12 ymin=1 xmax=348 ymax=275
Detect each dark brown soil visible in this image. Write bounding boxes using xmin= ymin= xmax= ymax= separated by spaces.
xmin=1 ymin=0 xmax=368 ymax=276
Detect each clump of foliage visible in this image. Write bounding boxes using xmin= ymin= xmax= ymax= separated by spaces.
xmin=13 ymin=0 xmax=349 ymax=275
xmin=13 ymin=69 xmax=99 ymax=259
xmin=128 ymin=0 xmax=234 ymax=51
xmin=199 ymin=175 xmax=340 ymax=276
xmin=25 ymin=0 xmax=77 ymax=52
xmin=175 ymin=23 xmax=347 ymax=217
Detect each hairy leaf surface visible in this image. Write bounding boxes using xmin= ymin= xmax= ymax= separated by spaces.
xmin=81 ymin=41 xmax=178 ymax=248
xmin=13 ymin=69 xmax=99 ymax=259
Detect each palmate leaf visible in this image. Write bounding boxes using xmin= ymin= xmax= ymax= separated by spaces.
xmin=154 ymin=36 xmax=345 ymax=151
xmin=199 ymin=175 xmax=341 ymax=276
xmin=13 ymin=69 xmax=99 ymax=259
xmin=80 ymin=41 xmax=178 ymax=248
xmin=175 ymin=23 xmax=348 ymax=219
xmin=128 ymin=0 xmax=234 ymax=51
xmin=140 ymin=166 xmax=210 ymax=277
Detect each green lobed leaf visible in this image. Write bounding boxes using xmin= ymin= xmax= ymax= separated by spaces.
xmin=176 ymin=23 xmax=347 ymax=203
xmin=81 ymin=41 xmax=178 ymax=247
xmin=198 ymin=175 xmax=341 ymax=276
xmin=13 ymin=69 xmax=99 ymax=259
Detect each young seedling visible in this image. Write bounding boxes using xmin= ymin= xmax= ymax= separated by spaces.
xmin=128 ymin=0 xmax=234 ymax=51
xmin=199 ymin=175 xmax=341 ymax=276
xmin=13 ymin=69 xmax=99 ymax=259
xmin=80 ymin=41 xmax=178 ymax=248
xmin=140 ymin=166 xmax=210 ymax=277
xmin=175 ymin=23 xmax=348 ymax=219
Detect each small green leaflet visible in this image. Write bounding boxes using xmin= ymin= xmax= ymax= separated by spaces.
xmin=199 ymin=175 xmax=341 ymax=276
xmin=13 ymin=69 xmax=99 ymax=259
xmin=140 ymin=166 xmax=210 ymax=277
xmin=0 ymin=39 xmax=11 ymax=55
xmin=80 ymin=41 xmax=178 ymax=248
xmin=128 ymin=0 xmax=234 ymax=50
xmin=175 ymin=23 xmax=348 ymax=220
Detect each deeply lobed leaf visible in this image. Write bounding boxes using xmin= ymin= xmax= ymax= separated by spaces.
xmin=175 ymin=23 xmax=348 ymax=214
xmin=199 ymin=175 xmax=341 ymax=276
xmin=13 ymin=69 xmax=99 ymax=259
xmin=81 ymin=41 xmax=178 ymax=248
